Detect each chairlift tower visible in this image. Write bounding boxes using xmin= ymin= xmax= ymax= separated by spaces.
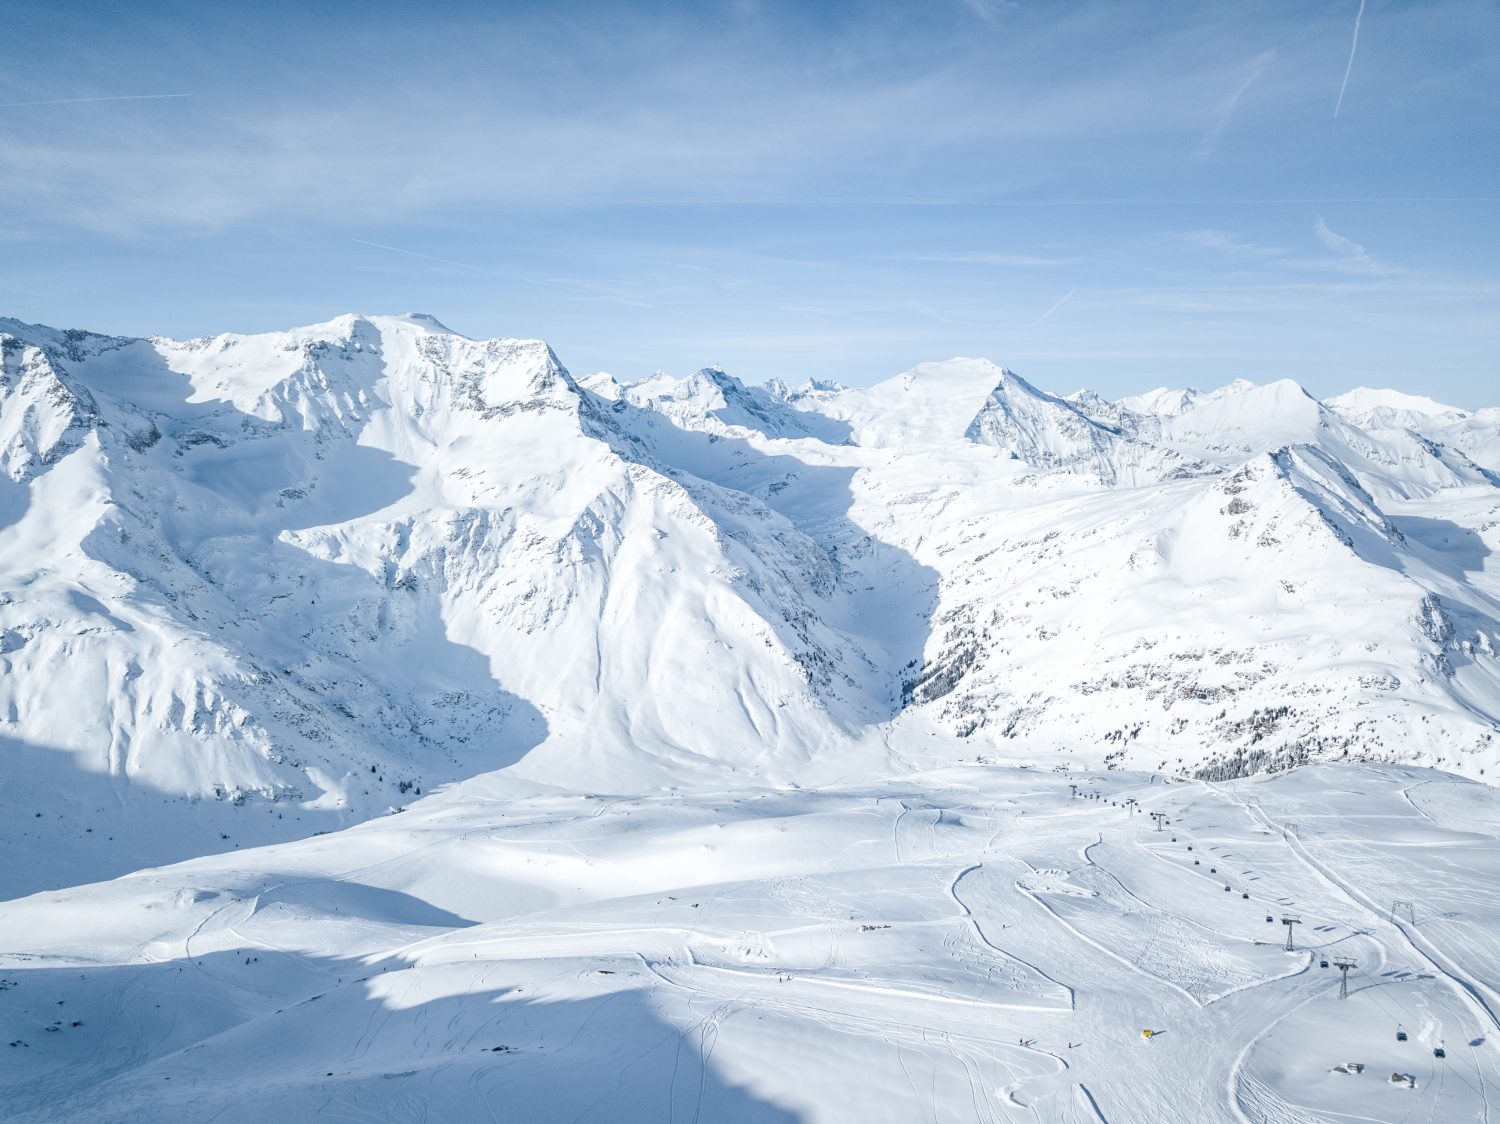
xmin=1333 ymin=958 xmax=1357 ymax=999
xmin=1150 ymin=812 xmax=1166 ymax=831
xmin=1281 ymin=914 xmax=1301 ymax=952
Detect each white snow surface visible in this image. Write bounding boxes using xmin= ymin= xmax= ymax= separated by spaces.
xmin=6 ymin=312 xmax=1500 ymax=1118
xmin=3 ymin=763 xmax=1499 ymax=1122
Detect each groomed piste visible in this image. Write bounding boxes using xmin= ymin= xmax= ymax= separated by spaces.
xmin=2 ymin=762 xmax=1497 ymax=1121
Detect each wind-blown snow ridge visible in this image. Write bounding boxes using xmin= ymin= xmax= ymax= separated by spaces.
xmin=2 ymin=313 xmax=1500 ymax=895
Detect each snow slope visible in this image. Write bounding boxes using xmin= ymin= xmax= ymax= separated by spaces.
xmin=2 ymin=762 xmax=1496 ymax=1122
xmin=1328 ymin=386 xmax=1500 ymax=476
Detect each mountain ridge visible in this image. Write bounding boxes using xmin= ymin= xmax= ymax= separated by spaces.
xmin=3 ymin=312 xmax=1499 ymax=897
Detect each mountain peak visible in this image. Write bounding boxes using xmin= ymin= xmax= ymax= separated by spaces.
xmin=1327 ymin=386 xmax=1465 ymax=419
xmin=1116 ymin=385 xmax=1201 ymax=417
xmin=374 ymin=311 xmax=462 ymax=335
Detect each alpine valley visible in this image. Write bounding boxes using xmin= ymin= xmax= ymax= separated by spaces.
xmin=4 ymin=313 xmax=1500 ymax=1122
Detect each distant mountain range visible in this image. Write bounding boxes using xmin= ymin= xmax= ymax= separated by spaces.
xmin=3 ymin=312 xmax=1497 ymax=894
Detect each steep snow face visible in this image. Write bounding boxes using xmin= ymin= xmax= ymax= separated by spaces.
xmin=3 ymin=312 xmax=1500 ymax=896
xmin=964 ymin=370 xmax=1203 ymax=486
xmin=966 ymin=371 xmax=1119 ymax=463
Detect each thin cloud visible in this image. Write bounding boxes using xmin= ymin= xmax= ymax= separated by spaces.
xmin=1333 ymin=0 xmax=1366 ymax=118
xmin=898 ymin=251 xmax=1064 ymax=267
xmin=1195 ymin=51 xmax=1275 ymax=161
xmin=958 ymin=0 xmax=1018 ymax=22
xmin=908 ymin=300 xmax=954 ymax=324
xmin=0 ymin=7 xmax=1384 ymax=234
xmin=1038 ymin=289 xmax=1076 ymax=322
xmin=1158 ymin=221 xmax=1381 ymax=275
xmin=779 ymin=304 xmax=867 ymax=320
xmin=0 ymin=93 xmax=190 ymax=109
xmin=1314 ymin=215 xmax=1375 ymax=270
xmin=542 ymin=277 xmax=655 ymax=309
xmin=1167 ymin=229 xmax=1287 ymax=258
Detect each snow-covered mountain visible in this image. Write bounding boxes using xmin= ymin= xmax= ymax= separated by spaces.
xmin=3 ymin=312 xmax=1500 ymax=894
xmin=1328 ymin=386 xmax=1500 ymax=479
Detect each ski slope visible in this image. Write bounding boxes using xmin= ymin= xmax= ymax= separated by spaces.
xmin=2 ymin=762 xmax=1496 ymax=1122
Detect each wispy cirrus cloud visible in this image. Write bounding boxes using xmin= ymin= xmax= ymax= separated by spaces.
xmin=1 ymin=2 xmax=1439 ymax=235
xmin=958 ymin=0 xmax=1019 ymax=23
xmin=894 ymin=251 xmax=1066 ymax=267
xmin=1313 ymin=215 xmax=1378 ymax=272
xmin=1 ymin=1 xmax=1493 ymax=407
xmin=1151 ymin=220 xmax=1381 ymax=276
xmin=1163 ymin=229 xmax=1288 ymax=258
xmin=0 ymin=93 xmax=190 ymax=109
xmin=1194 ymin=50 xmax=1275 ymax=160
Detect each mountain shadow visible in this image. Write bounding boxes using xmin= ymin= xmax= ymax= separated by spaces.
xmin=0 ymin=938 xmax=801 ymax=1122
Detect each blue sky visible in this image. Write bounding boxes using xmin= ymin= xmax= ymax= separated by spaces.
xmin=3 ymin=0 xmax=1497 ymax=404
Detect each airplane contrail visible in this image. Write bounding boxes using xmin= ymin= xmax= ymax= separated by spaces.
xmin=1038 ymin=289 xmax=1076 ymax=323
xmin=0 ymin=93 xmax=191 ymax=109
xmin=1333 ymin=0 xmax=1366 ymax=118
xmin=352 ymin=239 xmax=484 ymax=271
xmin=931 ymin=196 xmax=1500 ymax=207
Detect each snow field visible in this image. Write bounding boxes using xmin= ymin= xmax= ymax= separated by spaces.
xmin=2 ymin=762 xmax=1496 ymax=1121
